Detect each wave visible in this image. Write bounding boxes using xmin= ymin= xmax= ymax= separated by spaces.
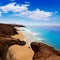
xmin=16 ymin=27 xmax=43 ymax=41
xmin=16 ymin=27 xmax=45 ymax=47
xmin=17 ymin=27 xmax=39 ymax=35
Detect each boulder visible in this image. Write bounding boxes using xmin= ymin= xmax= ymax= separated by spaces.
xmin=30 ymin=42 xmax=40 ymax=53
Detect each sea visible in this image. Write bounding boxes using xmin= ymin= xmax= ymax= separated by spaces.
xmin=25 ymin=26 xmax=60 ymax=50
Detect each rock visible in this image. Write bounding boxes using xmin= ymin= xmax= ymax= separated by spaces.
xmin=30 ymin=42 xmax=40 ymax=53
xmin=0 ymin=23 xmax=26 ymax=60
xmin=0 ymin=24 xmax=18 ymax=37
xmin=0 ymin=37 xmax=26 ymax=60
xmin=30 ymin=42 xmax=60 ymax=60
xmin=19 ymin=41 xmax=26 ymax=46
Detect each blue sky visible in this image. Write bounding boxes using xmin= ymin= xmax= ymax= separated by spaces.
xmin=0 ymin=0 xmax=60 ymax=26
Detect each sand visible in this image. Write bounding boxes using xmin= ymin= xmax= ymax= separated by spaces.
xmin=6 ymin=31 xmax=34 ymax=60
xmin=11 ymin=31 xmax=25 ymax=40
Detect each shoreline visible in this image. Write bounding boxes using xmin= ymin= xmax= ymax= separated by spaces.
xmin=0 ymin=23 xmax=60 ymax=60
xmin=11 ymin=29 xmax=42 ymax=46
xmin=8 ymin=30 xmax=34 ymax=60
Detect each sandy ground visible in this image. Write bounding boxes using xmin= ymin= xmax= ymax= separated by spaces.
xmin=6 ymin=31 xmax=34 ymax=60
xmin=11 ymin=30 xmax=25 ymax=40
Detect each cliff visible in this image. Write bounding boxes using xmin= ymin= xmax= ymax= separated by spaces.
xmin=0 ymin=23 xmax=26 ymax=60
xmin=0 ymin=23 xmax=25 ymax=37
xmin=31 ymin=42 xmax=60 ymax=60
xmin=0 ymin=23 xmax=60 ymax=60
xmin=0 ymin=23 xmax=25 ymax=27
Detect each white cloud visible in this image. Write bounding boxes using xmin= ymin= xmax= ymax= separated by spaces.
xmin=14 ymin=9 xmax=53 ymax=20
xmin=0 ymin=2 xmax=29 ymax=13
xmin=0 ymin=2 xmax=53 ymax=20
xmin=26 ymin=9 xmax=53 ymax=20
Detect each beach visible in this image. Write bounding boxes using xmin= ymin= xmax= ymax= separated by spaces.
xmin=6 ymin=30 xmax=34 ymax=60
xmin=0 ymin=24 xmax=60 ymax=60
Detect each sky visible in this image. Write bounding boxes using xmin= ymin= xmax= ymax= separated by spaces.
xmin=0 ymin=0 xmax=60 ymax=26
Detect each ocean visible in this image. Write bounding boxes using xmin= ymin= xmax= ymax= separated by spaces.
xmin=26 ymin=26 xmax=60 ymax=50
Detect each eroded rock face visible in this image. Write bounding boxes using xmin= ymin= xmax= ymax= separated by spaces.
xmin=30 ymin=42 xmax=40 ymax=53
xmin=0 ymin=23 xmax=26 ymax=60
xmin=0 ymin=37 xmax=26 ymax=60
xmin=0 ymin=24 xmax=18 ymax=37
xmin=31 ymin=42 xmax=60 ymax=60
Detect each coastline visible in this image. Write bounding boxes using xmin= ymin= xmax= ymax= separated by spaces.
xmin=11 ymin=28 xmax=42 ymax=46
xmin=10 ymin=28 xmax=60 ymax=60
xmin=0 ymin=23 xmax=60 ymax=60
xmin=7 ymin=30 xmax=34 ymax=60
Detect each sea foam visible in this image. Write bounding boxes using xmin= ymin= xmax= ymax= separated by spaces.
xmin=16 ymin=27 xmax=43 ymax=46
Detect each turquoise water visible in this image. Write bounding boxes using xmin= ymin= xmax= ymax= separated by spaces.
xmin=26 ymin=26 xmax=60 ymax=50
